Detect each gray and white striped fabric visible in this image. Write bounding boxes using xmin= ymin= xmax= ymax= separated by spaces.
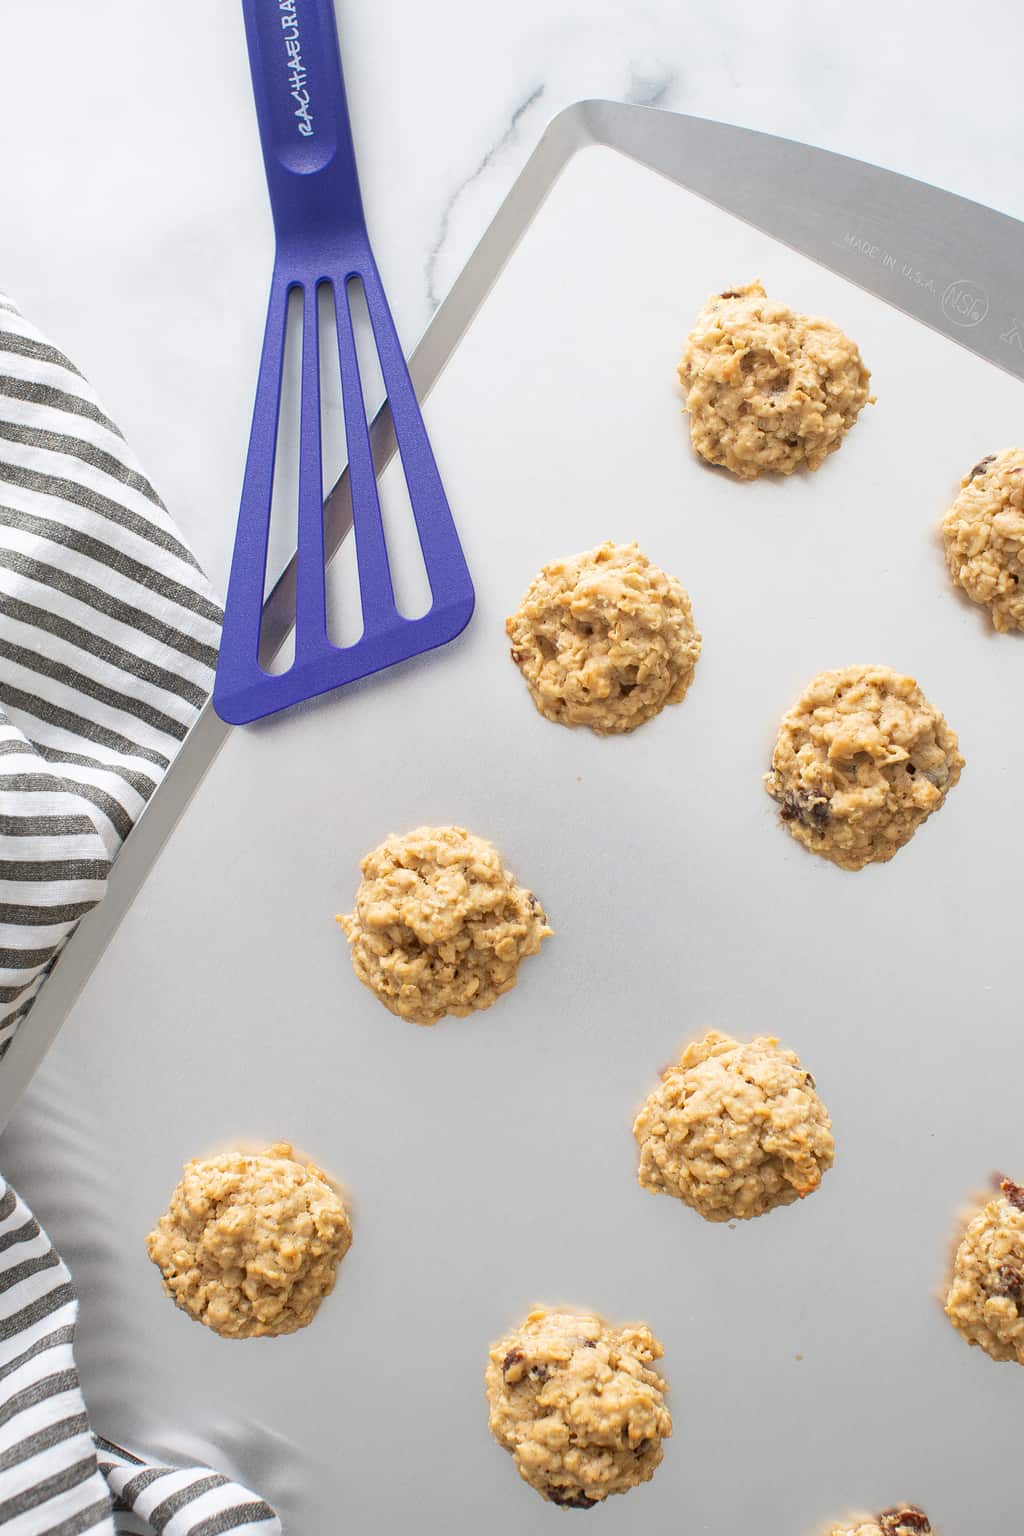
xmin=0 ymin=294 xmax=222 ymax=1059
xmin=0 ymin=1175 xmax=281 ymax=1535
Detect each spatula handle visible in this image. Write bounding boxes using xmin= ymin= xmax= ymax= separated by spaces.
xmin=240 ymin=0 xmax=365 ymax=248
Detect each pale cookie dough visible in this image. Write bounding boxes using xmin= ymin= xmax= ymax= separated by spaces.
xmin=633 ymin=1030 xmax=833 ymax=1222
xmin=677 ymin=280 xmax=873 ymax=478
xmin=146 ymin=1142 xmax=351 ymax=1339
xmin=337 ymin=826 xmax=551 ymax=1025
xmin=765 ymin=665 xmax=963 ymax=871
xmin=940 ymin=447 xmax=1024 ymax=632
xmin=505 ymin=542 xmax=701 ymax=735
xmin=485 ymin=1308 xmax=671 ymax=1509
xmin=827 ymin=1508 xmax=932 ymax=1536
xmin=945 ymin=1177 xmax=1024 ymax=1365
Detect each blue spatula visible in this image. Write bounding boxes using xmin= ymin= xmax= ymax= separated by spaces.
xmin=214 ymin=0 xmax=475 ymax=724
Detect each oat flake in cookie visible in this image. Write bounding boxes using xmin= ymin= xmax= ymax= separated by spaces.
xmin=485 ymin=1308 xmax=671 ymax=1509
xmin=945 ymin=1177 xmax=1024 ymax=1365
xmin=827 ymin=1508 xmax=933 ymax=1536
xmin=678 ymin=280 xmax=873 ymax=478
xmin=940 ymin=447 xmax=1024 ymax=631
xmin=337 ymin=825 xmax=551 ymax=1025
xmin=765 ymin=664 xmax=963 ymax=871
xmin=633 ymin=1030 xmax=833 ymax=1222
xmin=146 ymin=1142 xmax=351 ymax=1339
xmin=505 ymin=541 xmax=701 ymax=734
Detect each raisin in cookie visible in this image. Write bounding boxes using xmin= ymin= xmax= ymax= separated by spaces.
xmin=827 ymin=1509 xmax=932 ymax=1536
xmin=940 ymin=447 xmax=1024 ymax=631
xmin=505 ymin=541 xmax=701 ymax=734
xmin=677 ymin=280 xmax=872 ymax=479
xmin=765 ymin=665 xmax=963 ymax=871
xmin=485 ymin=1308 xmax=671 ymax=1508
xmin=337 ymin=826 xmax=550 ymax=1025
xmin=633 ymin=1030 xmax=833 ymax=1222
xmin=945 ymin=1178 xmax=1024 ymax=1365
xmin=146 ymin=1142 xmax=351 ymax=1339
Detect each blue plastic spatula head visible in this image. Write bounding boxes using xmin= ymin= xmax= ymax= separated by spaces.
xmin=214 ymin=0 xmax=474 ymax=724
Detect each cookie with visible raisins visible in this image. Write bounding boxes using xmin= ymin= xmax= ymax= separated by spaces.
xmin=485 ymin=1308 xmax=671 ymax=1508
xmin=677 ymin=280 xmax=873 ymax=479
xmin=765 ymin=665 xmax=963 ymax=871
xmin=827 ymin=1508 xmax=932 ymax=1536
xmin=945 ymin=1178 xmax=1024 ymax=1364
xmin=505 ymin=541 xmax=701 ymax=735
xmin=940 ymin=447 xmax=1024 ymax=632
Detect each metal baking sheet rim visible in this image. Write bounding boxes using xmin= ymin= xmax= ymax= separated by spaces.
xmin=2 ymin=97 xmax=1021 ymax=1129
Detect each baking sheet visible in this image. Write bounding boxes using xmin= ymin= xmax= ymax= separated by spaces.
xmin=3 ymin=141 xmax=1023 ymax=1534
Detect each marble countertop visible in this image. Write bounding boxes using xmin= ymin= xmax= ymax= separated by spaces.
xmin=3 ymin=0 xmax=1024 ymax=592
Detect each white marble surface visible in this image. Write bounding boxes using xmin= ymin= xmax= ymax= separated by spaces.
xmin=2 ymin=0 xmax=1023 ymax=593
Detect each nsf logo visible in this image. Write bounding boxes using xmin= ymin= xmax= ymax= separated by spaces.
xmin=941 ymin=279 xmax=989 ymax=328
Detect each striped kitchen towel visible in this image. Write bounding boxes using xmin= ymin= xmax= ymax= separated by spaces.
xmin=0 ymin=1174 xmax=281 ymax=1534
xmin=0 ymin=294 xmax=222 ymax=1060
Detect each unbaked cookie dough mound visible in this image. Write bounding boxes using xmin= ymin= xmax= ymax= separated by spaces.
xmin=485 ymin=1308 xmax=671 ymax=1508
xmin=945 ymin=1177 xmax=1024 ymax=1365
xmin=337 ymin=826 xmax=551 ymax=1025
xmin=505 ymin=542 xmax=701 ymax=735
xmin=633 ymin=1030 xmax=833 ymax=1222
xmin=765 ymin=665 xmax=963 ymax=871
xmin=677 ymin=280 xmax=873 ymax=478
xmin=146 ymin=1142 xmax=351 ymax=1339
xmin=941 ymin=447 xmax=1024 ymax=631
xmin=828 ymin=1508 xmax=932 ymax=1536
